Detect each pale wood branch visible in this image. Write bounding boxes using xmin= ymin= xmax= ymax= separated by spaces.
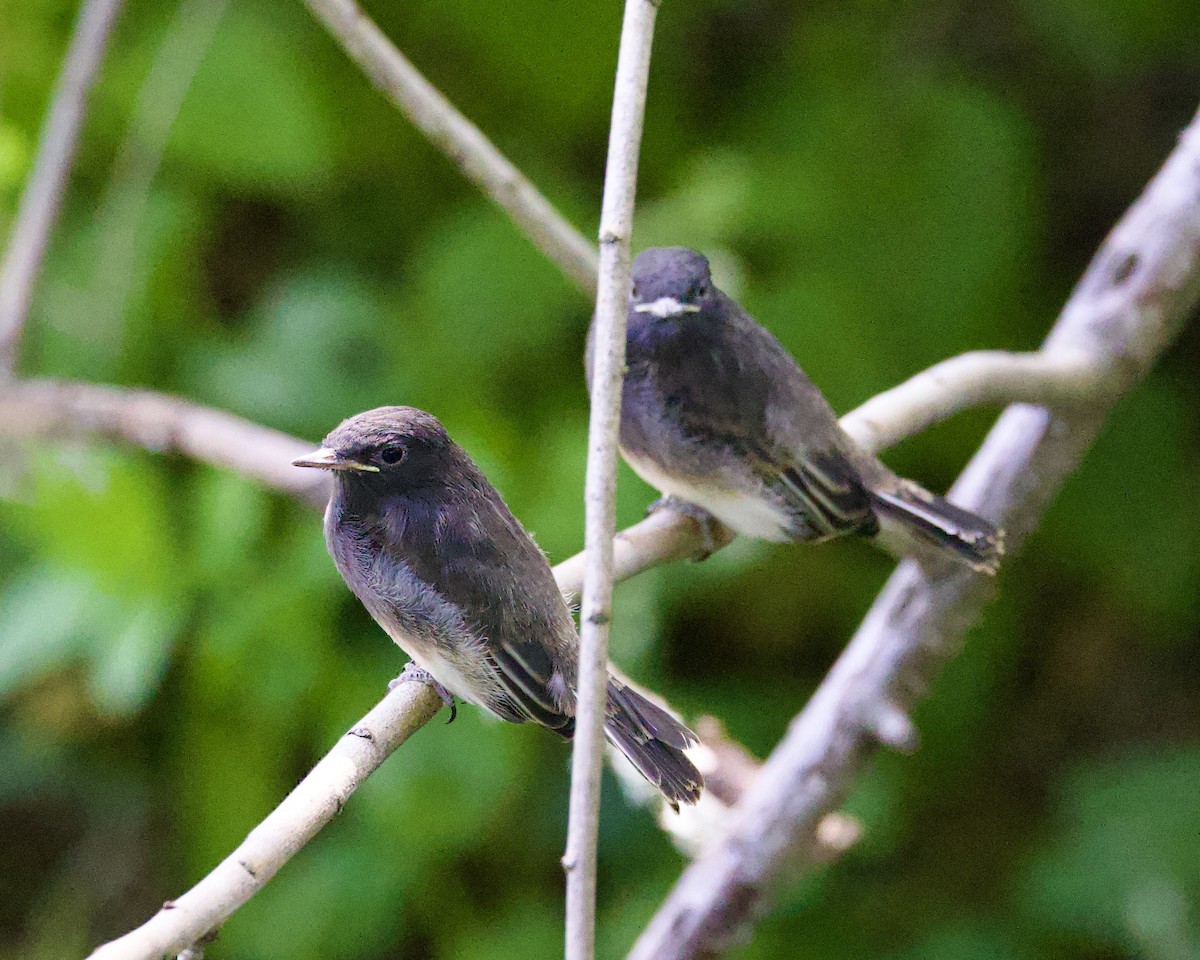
xmin=2 ymin=271 xmax=1141 ymax=960
xmin=0 ymin=379 xmax=330 ymax=509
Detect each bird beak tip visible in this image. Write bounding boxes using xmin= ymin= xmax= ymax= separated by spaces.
xmin=292 ymin=447 xmax=340 ymax=470
xmin=293 ymin=447 xmax=381 ymax=473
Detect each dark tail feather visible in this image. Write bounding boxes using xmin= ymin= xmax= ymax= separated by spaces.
xmin=605 ymin=680 xmax=704 ymax=810
xmin=870 ymin=481 xmax=1005 ymax=575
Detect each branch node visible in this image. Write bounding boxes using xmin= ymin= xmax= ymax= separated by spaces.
xmin=1111 ymin=251 xmax=1140 ymax=285
xmin=866 ymin=701 xmax=919 ymax=753
xmin=813 ymin=813 xmax=862 ymax=862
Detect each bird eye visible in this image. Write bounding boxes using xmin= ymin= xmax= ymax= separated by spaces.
xmin=380 ymin=446 xmax=405 ymax=465
xmin=631 ymin=283 xmax=639 ymax=299
xmin=696 ymin=283 xmax=708 ymax=298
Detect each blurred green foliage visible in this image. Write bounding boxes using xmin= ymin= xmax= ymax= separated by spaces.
xmin=2 ymin=0 xmax=1200 ymax=957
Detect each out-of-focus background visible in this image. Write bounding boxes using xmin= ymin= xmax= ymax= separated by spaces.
xmin=2 ymin=0 xmax=1199 ymax=957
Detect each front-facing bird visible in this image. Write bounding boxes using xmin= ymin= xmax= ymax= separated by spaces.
xmin=293 ymin=406 xmax=703 ymax=808
xmin=590 ymin=246 xmax=1004 ymax=572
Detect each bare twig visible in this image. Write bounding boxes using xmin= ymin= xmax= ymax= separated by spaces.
xmin=626 ymin=106 xmax=1200 ymax=960
xmin=564 ymin=2 xmax=658 ymax=958
xmin=87 ymin=680 xmax=441 ymax=960
xmin=840 ymin=348 xmax=1109 ymax=455
xmin=0 ymin=333 xmax=1108 ymax=573
xmin=0 ymin=379 xmax=330 ymax=509
xmin=0 ymin=0 xmax=126 ymax=376
xmin=557 ymin=346 xmax=1111 ymax=591
xmin=300 ymin=0 xmax=598 ymax=294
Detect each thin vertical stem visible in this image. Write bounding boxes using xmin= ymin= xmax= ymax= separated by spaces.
xmin=563 ymin=2 xmax=660 ymax=959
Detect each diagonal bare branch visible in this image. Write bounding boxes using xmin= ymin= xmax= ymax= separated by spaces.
xmin=300 ymin=0 xmax=599 ymax=294
xmin=565 ymin=1 xmax=659 ymax=957
xmin=626 ymin=105 xmax=1200 ymax=960
xmin=0 ymin=0 xmax=127 ymax=377
xmin=87 ymin=679 xmax=442 ymax=960
xmin=0 ymin=379 xmax=330 ymax=509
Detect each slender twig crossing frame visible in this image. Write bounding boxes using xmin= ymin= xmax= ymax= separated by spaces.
xmin=565 ymin=2 xmax=659 ymax=957
xmin=0 ymin=331 xmax=1120 ymax=960
xmin=300 ymin=0 xmax=599 ymax=294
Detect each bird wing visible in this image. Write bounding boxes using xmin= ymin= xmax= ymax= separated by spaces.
xmin=658 ymin=313 xmax=877 ymax=537
xmin=728 ymin=434 xmax=878 ymax=540
xmin=384 ymin=484 xmax=578 ymax=734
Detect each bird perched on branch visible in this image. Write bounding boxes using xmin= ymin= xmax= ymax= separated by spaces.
xmin=293 ymin=406 xmax=703 ymax=808
xmin=589 ymin=246 xmax=1004 ymax=573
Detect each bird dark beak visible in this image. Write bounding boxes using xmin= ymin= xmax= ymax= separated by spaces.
xmin=292 ymin=447 xmax=380 ymax=472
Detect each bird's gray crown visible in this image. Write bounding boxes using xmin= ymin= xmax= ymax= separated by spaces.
xmin=323 ymin=405 xmax=450 ymax=456
xmin=630 ymin=247 xmax=713 ymax=318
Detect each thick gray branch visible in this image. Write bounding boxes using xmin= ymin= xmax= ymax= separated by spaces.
xmin=0 ymin=0 xmax=126 ymax=376
xmin=626 ymin=106 xmax=1200 ymax=960
xmin=300 ymin=0 xmax=598 ymax=294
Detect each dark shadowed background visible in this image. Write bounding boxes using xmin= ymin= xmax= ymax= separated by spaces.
xmin=2 ymin=0 xmax=1199 ymax=957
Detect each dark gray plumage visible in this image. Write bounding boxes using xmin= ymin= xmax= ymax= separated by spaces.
xmin=293 ymin=406 xmax=703 ymax=807
xmin=589 ymin=247 xmax=1004 ymax=572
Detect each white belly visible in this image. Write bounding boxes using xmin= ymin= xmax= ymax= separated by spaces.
xmin=623 ymin=450 xmax=793 ymax=542
xmin=372 ymin=609 xmax=495 ymax=711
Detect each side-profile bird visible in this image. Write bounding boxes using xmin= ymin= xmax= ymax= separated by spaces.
xmin=293 ymin=406 xmax=703 ymax=808
xmin=590 ymin=246 xmax=1004 ymax=573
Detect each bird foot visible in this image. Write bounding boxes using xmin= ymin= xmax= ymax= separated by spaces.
xmin=390 ymin=662 xmax=457 ymax=723
xmin=647 ymin=496 xmax=727 ymax=560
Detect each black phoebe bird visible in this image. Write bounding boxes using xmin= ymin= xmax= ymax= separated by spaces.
xmin=293 ymin=406 xmax=703 ymax=808
xmin=589 ymin=246 xmax=1004 ymax=572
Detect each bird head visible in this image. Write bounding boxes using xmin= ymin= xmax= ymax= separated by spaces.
xmin=629 ymin=247 xmax=715 ymax=320
xmin=292 ymin=406 xmax=464 ymax=494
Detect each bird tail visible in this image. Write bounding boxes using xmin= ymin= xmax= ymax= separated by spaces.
xmin=604 ymin=679 xmax=704 ymax=810
xmin=870 ymin=480 xmax=1005 ymax=575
